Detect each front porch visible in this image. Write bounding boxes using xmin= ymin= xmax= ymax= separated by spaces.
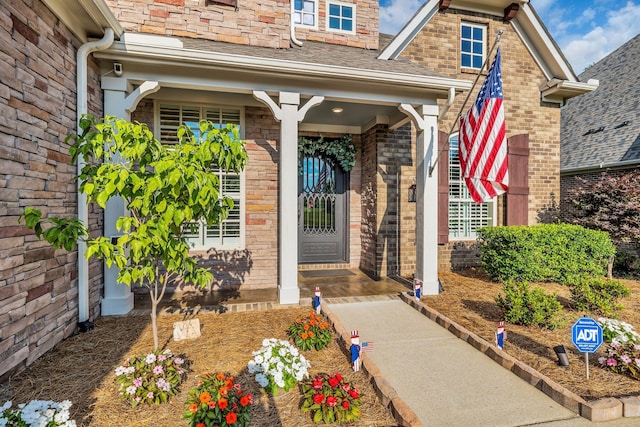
xmin=132 ymin=268 xmax=411 ymax=315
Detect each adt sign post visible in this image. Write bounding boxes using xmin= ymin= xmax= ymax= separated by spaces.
xmin=572 ymin=317 xmax=603 ymax=379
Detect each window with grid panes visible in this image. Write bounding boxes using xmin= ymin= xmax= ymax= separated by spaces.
xmin=158 ymin=104 xmax=243 ymax=249
xmin=327 ymin=1 xmax=354 ymax=32
xmin=461 ymin=22 xmax=485 ymax=69
xmin=448 ymin=133 xmax=495 ymax=239
xmin=294 ymin=0 xmax=317 ymax=27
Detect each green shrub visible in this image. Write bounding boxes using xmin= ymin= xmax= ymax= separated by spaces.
xmin=495 ymin=281 xmax=563 ymax=329
xmin=477 ymin=223 xmax=615 ymax=283
xmin=567 ymin=275 xmax=630 ymax=316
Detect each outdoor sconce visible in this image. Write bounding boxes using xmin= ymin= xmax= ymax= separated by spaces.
xmin=408 ymin=184 xmax=416 ymax=203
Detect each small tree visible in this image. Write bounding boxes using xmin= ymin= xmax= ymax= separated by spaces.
xmin=21 ymin=115 xmax=247 ymax=350
xmin=566 ymin=171 xmax=640 ymax=277
xmin=567 ymin=171 xmax=640 ymax=244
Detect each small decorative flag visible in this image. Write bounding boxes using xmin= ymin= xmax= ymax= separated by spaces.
xmin=413 ymin=279 xmax=422 ymax=300
xmin=495 ymin=320 xmax=507 ymax=350
xmin=312 ymin=286 xmax=321 ymax=314
xmin=350 ymin=330 xmax=361 ymax=372
xmin=361 ymin=341 xmax=374 ymax=352
xmin=459 ymin=47 xmax=508 ymax=203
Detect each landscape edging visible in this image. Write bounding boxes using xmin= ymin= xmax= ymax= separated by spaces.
xmin=398 ymin=292 xmax=634 ymax=422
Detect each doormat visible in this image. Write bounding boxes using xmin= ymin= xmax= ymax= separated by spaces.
xmin=299 ymin=269 xmax=356 ymax=278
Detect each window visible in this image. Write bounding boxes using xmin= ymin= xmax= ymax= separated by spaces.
xmin=294 ymin=0 xmax=317 ymax=27
xmin=448 ymin=133 xmax=495 ymax=239
xmin=327 ymin=1 xmax=354 ymax=33
xmin=157 ymin=103 xmax=244 ymax=250
xmin=461 ymin=22 xmax=485 ymax=69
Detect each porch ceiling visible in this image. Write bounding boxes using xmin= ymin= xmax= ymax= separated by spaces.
xmin=147 ymin=87 xmax=402 ymax=132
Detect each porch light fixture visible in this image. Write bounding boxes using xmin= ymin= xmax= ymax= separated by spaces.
xmin=408 ymin=184 xmax=417 ymax=203
xmin=331 ymin=107 xmax=344 ymax=113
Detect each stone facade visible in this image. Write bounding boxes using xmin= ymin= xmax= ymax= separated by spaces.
xmin=0 ymin=0 xmax=104 ymax=379
xmin=400 ymin=8 xmax=561 ymax=271
xmin=105 ymin=0 xmax=378 ymax=49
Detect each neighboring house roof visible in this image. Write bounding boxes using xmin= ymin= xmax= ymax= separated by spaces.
xmin=378 ymin=0 xmax=597 ymax=103
xmin=560 ymin=34 xmax=640 ymax=173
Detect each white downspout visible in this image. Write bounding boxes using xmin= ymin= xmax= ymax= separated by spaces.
xmin=437 ymin=87 xmax=456 ymax=121
xmin=77 ymin=28 xmax=115 ymax=323
xmin=290 ymin=0 xmax=303 ymax=46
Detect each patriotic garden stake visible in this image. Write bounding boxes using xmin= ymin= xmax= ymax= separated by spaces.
xmin=495 ymin=321 xmax=507 ymax=350
xmin=413 ymin=279 xmax=422 ymax=300
xmin=312 ymin=286 xmax=321 ymax=314
xmin=350 ymin=330 xmax=361 ymax=372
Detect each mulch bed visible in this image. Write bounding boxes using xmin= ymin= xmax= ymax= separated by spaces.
xmin=428 ymin=270 xmax=640 ymax=400
xmin=0 ymin=307 xmax=396 ymax=427
xmin=4 ymin=270 xmax=640 ymax=426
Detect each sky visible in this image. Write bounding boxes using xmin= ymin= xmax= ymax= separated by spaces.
xmin=379 ymin=0 xmax=640 ymax=75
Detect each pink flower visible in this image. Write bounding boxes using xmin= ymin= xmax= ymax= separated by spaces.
xmin=607 ymin=358 xmax=618 ymax=367
xmin=342 ymin=382 xmax=351 ymax=392
xmin=153 ymin=365 xmax=164 ymax=375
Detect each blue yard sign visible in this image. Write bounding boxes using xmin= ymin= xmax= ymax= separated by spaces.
xmin=572 ymin=317 xmax=603 ymax=379
xmin=572 ymin=317 xmax=603 ymax=353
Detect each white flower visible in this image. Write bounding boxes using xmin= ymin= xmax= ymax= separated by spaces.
xmin=255 ymin=373 xmax=269 ymax=387
xmin=145 ymin=353 xmax=157 ymax=364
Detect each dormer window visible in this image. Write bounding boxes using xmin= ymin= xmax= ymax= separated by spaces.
xmin=294 ymin=0 xmax=317 ymax=27
xmin=461 ymin=22 xmax=485 ymax=69
xmin=327 ymin=1 xmax=355 ymax=33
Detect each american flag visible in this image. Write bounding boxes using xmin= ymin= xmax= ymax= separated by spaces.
xmin=459 ymin=47 xmax=508 ymax=203
xmin=313 ymin=165 xmax=329 ymax=192
xmin=361 ymin=341 xmax=374 ymax=352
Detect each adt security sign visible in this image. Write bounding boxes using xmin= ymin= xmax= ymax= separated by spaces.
xmin=572 ymin=317 xmax=603 ymax=353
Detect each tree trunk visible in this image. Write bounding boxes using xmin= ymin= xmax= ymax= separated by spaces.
xmin=151 ymin=296 xmax=159 ymax=351
xmin=608 ymin=255 xmax=614 ymax=279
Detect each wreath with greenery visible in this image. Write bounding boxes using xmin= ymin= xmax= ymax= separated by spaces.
xmin=298 ymin=135 xmax=356 ymax=174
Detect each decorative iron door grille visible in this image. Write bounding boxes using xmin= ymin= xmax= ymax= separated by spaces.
xmin=298 ymin=155 xmax=348 ymax=263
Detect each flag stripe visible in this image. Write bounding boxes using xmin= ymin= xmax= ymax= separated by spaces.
xmin=459 ymin=47 xmax=508 ymax=204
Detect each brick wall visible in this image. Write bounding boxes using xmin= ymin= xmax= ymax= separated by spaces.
xmin=0 ymin=0 xmax=104 ymax=379
xmin=105 ymin=0 xmax=378 ymax=49
xmin=400 ymin=8 xmax=561 ymax=271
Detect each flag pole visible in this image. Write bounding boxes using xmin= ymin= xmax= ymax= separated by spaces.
xmin=428 ymin=29 xmax=504 ymax=177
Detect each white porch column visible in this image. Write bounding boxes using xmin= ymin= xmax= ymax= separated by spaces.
xmin=253 ymin=91 xmax=324 ymax=304
xmin=100 ymin=78 xmax=160 ymax=315
xmin=399 ymin=103 xmax=440 ymax=295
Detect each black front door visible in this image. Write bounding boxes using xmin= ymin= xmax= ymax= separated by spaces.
xmin=298 ymin=155 xmax=348 ymax=263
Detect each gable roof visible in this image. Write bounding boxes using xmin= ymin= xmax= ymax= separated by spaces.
xmin=560 ymin=34 xmax=640 ymax=173
xmin=378 ymin=0 xmax=597 ymax=103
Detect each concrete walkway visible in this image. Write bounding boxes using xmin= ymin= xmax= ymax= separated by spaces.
xmin=326 ymin=298 xmax=639 ymax=427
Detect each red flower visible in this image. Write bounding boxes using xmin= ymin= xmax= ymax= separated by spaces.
xmin=334 ymin=373 xmax=343 ymax=382
xmin=328 ymin=376 xmax=339 ymax=387
xmin=342 ymin=400 xmax=349 ymax=410
xmin=218 ymin=398 xmax=228 ymax=410
xmin=240 ymin=395 xmax=250 ymax=407
xmin=348 ymin=389 xmax=359 ymax=399
xmin=312 ymin=378 xmax=323 ymax=389
xmin=196 ymin=423 xmax=206 ymax=427
xmin=226 ymin=412 xmax=237 ymax=424
xmin=326 ymin=396 xmax=338 ymax=407
xmin=207 ymin=400 xmax=216 ymax=409
xmin=313 ymin=393 xmax=325 ymax=404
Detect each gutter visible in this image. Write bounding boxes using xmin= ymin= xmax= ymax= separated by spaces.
xmin=561 ymin=158 xmax=640 ymax=175
xmin=76 ymin=28 xmax=115 ymax=323
xmin=290 ymin=0 xmax=303 ymax=47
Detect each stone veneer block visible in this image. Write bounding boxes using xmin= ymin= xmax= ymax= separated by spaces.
xmin=581 ymin=398 xmax=623 ymax=422
xmin=619 ymin=396 xmax=640 ymax=417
